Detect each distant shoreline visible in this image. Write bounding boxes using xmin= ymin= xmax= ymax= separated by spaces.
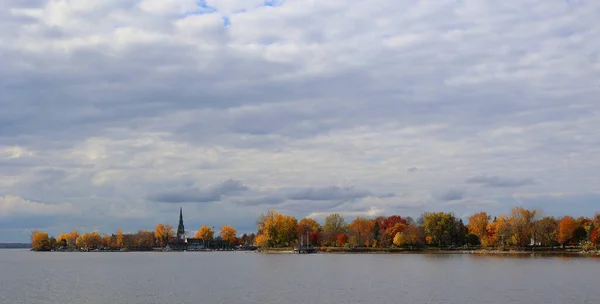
xmin=0 ymin=243 xmax=32 ymax=249
xmin=258 ymin=247 xmax=600 ymax=256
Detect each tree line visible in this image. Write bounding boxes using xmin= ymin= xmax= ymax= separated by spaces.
xmin=30 ymin=224 xmax=248 ymax=251
xmin=254 ymin=207 xmax=600 ymax=250
xmin=30 ymin=206 xmax=600 ymax=251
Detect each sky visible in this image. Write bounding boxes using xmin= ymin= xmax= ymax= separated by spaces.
xmin=1 ymin=0 xmax=599 ymax=242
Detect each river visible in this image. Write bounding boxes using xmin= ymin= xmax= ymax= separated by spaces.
xmin=0 ymin=249 xmax=598 ymax=304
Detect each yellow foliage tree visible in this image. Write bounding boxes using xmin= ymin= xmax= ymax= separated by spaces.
xmin=57 ymin=233 xmax=69 ymax=248
xmin=257 ymin=209 xmax=298 ymax=247
xmin=101 ymin=234 xmax=112 ymax=248
xmin=76 ymin=233 xmax=88 ymax=249
xmin=220 ymin=225 xmax=237 ymax=244
xmin=31 ymin=231 xmax=50 ymax=251
xmin=116 ymin=228 xmax=124 ymax=248
xmin=67 ymin=230 xmax=79 ymax=249
xmin=86 ymin=232 xmax=102 ymax=248
xmin=509 ymin=207 xmax=538 ymax=248
xmin=393 ymin=226 xmax=425 ymax=248
xmin=195 ymin=225 xmax=214 ymax=240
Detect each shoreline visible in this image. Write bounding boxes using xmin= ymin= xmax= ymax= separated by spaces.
xmin=258 ymin=247 xmax=600 ymax=256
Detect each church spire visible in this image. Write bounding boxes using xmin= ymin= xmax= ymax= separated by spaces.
xmin=177 ymin=207 xmax=185 ymax=241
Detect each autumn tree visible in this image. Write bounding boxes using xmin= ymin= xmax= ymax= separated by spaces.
xmin=87 ymin=232 xmax=102 ymax=248
xmin=256 ymin=209 xmax=298 ymax=247
xmin=76 ymin=233 xmax=87 ymax=249
xmin=509 ymin=207 xmax=538 ymax=248
xmin=535 ymin=216 xmax=557 ymax=247
xmin=298 ymin=218 xmax=320 ymax=236
xmin=375 ymin=215 xmax=409 ymax=247
xmin=136 ymin=230 xmax=155 ymax=249
xmin=155 ymin=224 xmax=175 ymax=247
xmin=349 ymin=217 xmax=373 ymax=247
xmin=31 ymin=231 xmax=50 ymax=251
xmin=591 ymin=228 xmax=600 ymax=248
xmin=557 ymin=216 xmax=578 ymax=248
xmin=196 ymin=225 xmax=214 ymax=240
xmin=116 ymin=228 xmax=124 ymax=249
xmin=371 ymin=221 xmax=380 ymax=247
xmin=101 ymin=234 xmax=112 ymax=248
xmin=57 ymin=234 xmax=69 ymax=248
xmin=422 ymin=212 xmax=456 ymax=247
xmin=323 ymin=213 xmax=347 ymax=246
xmin=491 ymin=215 xmax=512 ymax=247
xmin=67 ymin=230 xmax=79 ymax=249
xmin=220 ymin=225 xmax=237 ymax=244
xmin=393 ymin=226 xmax=425 ymax=249
xmin=337 ymin=233 xmax=348 ymax=247
xmin=255 ymin=234 xmax=268 ymax=247
xmin=468 ymin=212 xmax=491 ymax=246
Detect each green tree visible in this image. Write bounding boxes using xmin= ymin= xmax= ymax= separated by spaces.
xmin=422 ymin=212 xmax=455 ymax=247
xmin=323 ymin=214 xmax=347 ymax=246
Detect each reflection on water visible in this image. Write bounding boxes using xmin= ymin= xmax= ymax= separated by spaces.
xmin=1 ymin=250 xmax=599 ymax=304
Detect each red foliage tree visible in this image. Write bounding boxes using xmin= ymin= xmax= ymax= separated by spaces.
xmin=337 ymin=234 xmax=348 ymax=247
xmin=591 ymin=228 xmax=600 ymax=246
xmin=309 ymin=232 xmax=320 ymax=246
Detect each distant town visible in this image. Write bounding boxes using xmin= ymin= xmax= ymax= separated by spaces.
xmin=28 ymin=206 xmax=600 ymax=254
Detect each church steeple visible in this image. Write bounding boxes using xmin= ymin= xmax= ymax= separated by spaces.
xmin=177 ymin=207 xmax=185 ymax=241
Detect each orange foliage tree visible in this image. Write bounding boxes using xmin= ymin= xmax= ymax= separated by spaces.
xmin=155 ymin=224 xmax=174 ymax=247
xmin=349 ymin=217 xmax=373 ymax=247
xmin=337 ymin=233 xmax=348 ymax=247
xmin=255 ymin=234 xmax=268 ymax=247
xmin=196 ymin=225 xmax=214 ymax=240
xmin=219 ymin=225 xmax=237 ymax=244
xmin=557 ymin=216 xmax=578 ymax=247
xmin=468 ymin=212 xmax=491 ymax=246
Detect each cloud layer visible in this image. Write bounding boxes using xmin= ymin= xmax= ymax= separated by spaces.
xmin=1 ymin=0 xmax=599 ymax=241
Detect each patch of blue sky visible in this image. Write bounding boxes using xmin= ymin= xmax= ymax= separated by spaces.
xmin=184 ymin=0 xmax=217 ymax=16
xmin=222 ymin=16 xmax=231 ymax=27
xmin=264 ymin=0 xmax=285 ymax=7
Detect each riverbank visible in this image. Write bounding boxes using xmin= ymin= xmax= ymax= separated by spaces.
xmin=258 ymin=247 xmax=600 ymax=256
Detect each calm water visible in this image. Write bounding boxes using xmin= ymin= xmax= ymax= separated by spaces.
xmin=1 ymin=250 xmax=599 ymax=304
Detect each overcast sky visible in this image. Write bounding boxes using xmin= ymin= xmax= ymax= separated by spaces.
xmin=1 ymin=0 xmax=599 ymax=242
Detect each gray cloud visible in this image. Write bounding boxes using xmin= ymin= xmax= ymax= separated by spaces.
xmin=465 ymin=175 xmax=535 ymax=188
xmin=434 ymin=189 xmax=466 ymax=201
xmin=147 ymin=179 xmax=249 ymax=203
xmin=288 ymin=186 xmax=372 ymax=201
xmin=407 ymin=167 xmax=418 ymax=172
xmin=234 ymin=185 xmax=389 ymax=206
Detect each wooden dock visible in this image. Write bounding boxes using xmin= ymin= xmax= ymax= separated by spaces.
xmin=294 ymin=245 xmax=317 ymax=254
